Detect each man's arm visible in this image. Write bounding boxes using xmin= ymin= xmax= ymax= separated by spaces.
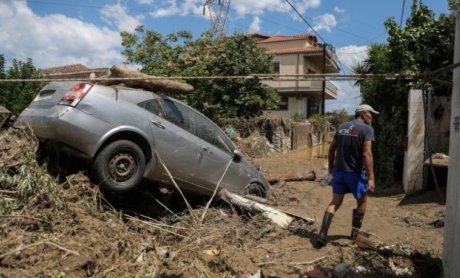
xmin=328 ymin=138 xmax=337 ymax=174
xmin=363 ymin=140 xmax=375 ymax=192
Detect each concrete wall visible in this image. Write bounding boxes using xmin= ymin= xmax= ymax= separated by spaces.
xmin=263 ymin=97 xmax=306 ymax=118
xmin=443 ymin=9 xmax=460 ymax=278
xmin=275 ymin=54 xmax=301 ymax=75
xmin=403 ymin=89 xmax=425 ymax=193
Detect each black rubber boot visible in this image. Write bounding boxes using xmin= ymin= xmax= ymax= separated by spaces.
xmin=351 ymin=209 xmax=365 ymax=240
xmin=316 ymin=212 xmax=334 ymax=247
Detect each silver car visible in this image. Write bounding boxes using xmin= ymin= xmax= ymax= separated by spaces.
xmin=16 ymin=81 xmax=270 ymax=198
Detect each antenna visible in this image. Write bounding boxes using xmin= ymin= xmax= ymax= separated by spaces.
xmin=203 ymin=0 xmax=231 ymax=37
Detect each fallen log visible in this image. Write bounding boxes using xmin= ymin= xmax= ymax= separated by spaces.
xmin=268 ymin=170 xmax=316 ymax=185
xmin=219 ymin=189 xmax=294 ymax=228
xmin=98 ymin=65 xmax=194 ymax=94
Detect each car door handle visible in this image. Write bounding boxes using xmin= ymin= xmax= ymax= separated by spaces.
xmin=202 ymin=146 xmax=213 ymax=155
xmin=151 ymin=120 xmax=165 ymax=129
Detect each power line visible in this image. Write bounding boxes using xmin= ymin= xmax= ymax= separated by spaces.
xmin=283 ymin=0 xmax=327 ymax=44
xmin=1 ymin=69 xmax=457 ymax=83
xmin=400 ymin=0 xmax=407 ymax=27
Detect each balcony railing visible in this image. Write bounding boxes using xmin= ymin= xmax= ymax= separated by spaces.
xmin=262 ymin=79 xmax=338 ymax=99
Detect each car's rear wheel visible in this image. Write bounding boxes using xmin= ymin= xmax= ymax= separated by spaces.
xmin=242 ymin=182 xmax=269 ymax=199
xmin=92 ymin=140 xmax=146 ymax=193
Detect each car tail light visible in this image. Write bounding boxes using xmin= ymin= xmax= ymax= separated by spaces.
xmin=58 ymin=83 xmax=94 ymax=107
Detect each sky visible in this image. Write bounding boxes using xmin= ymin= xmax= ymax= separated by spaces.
xmin=0 ymin=0 xmax=451 ymax=113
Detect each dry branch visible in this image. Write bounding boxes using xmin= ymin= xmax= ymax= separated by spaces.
xmin=268 ymin=170 xmax=316 ymax=184
xmin=0 ymin=240 xmax=80 ymax=259
xmin=219 ymin=189 xmax=294 ymax=228
xmin=98 ymin=65 xmax=194 ymax=94
xmin=256 ymin=256 xmax=328 ymax=266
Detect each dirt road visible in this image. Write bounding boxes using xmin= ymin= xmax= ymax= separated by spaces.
xmin=0 ymin=130 xmax=445 ymax=277
xmin=255 ymin=145 xmax=445 ymax=255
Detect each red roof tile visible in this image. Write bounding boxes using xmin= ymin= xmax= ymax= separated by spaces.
xmin=258 ymin=34 xmax=317 ymax=44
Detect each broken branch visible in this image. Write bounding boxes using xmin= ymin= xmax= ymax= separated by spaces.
xmin=219 ymin=189 xmax=294 ymax=228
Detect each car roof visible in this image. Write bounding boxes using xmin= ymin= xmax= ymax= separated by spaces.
xmin=110 ymin=85 xmax=161 ymax=104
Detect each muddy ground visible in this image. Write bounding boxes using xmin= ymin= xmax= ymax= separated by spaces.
xmin=0 ymin=128 xmax=445 ymax=277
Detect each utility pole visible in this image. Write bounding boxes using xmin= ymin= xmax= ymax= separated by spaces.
xmin=443 ymin=9 xmax=460 ymax=278
xmin=203 ymin=0 xmax=232 ymax=37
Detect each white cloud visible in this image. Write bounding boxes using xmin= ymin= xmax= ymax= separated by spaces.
xmin=336 ymin=45 xmax=369 ymax=71
xmin=136 ymin=0 xmax=155 ymax=4
xmin=312 ymin=13 xmax=336 ymax=33
xmin=326 ymin=45 xmax=369 ymax=113
xmin=327 ymin=81 xmax=361 ymax=113
xmin=149 ymin=0 xmax=321 ymax=19
xmin=150 ymin=0 xmax=203 ymax=18
xmin=334 ymin=6 xmax=345 ymax=13
xmin=0 ymin=1 xmax=123 ymax=69
xmin=248 ymin=16 xmax=261 ymax=33
xmin=100 ymin=4 xmax=144 ymax=32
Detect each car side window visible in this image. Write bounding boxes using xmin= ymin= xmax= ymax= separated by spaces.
xmin=139 ymin=98 xmax=185 ymax=127
xmin=139 ymin=97 xmax=234 ymax=154
xmin=138 ymin=99 xmax=164 ymax=117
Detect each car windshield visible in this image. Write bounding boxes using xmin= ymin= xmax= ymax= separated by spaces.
xmin=139 ymin=96 xmax=235 ymax=154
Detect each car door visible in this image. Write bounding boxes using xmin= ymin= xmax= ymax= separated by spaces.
xmin=165 ymin=98 xmax=245 ymax=193
xmin=138 ymin=96 xmax=204 ymax=192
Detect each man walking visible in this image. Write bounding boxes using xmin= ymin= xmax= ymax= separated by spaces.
xmin=316 ymin=104 xmax=379 ymax=247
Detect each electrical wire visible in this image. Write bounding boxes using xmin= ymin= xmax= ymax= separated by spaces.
xmin=400 ymin=0 xmax=407 ymax=27
xmin=1 ymin=66 xmax=458 ymax=83
xmin=283 ymin=0 xmax=327 ymax=44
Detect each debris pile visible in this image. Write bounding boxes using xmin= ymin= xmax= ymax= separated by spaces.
xmin=0 ymin=127 xmax=443 ymax=277
xmin=97 ymin=65 xmax=194 ymax=94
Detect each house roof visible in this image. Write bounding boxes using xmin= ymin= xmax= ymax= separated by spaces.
xmin=252 ymin=33 xmax=271 ymax=40
xmin=40 ymin=64 xmax=89 ymax=74
xmin=265 ymin=46 xmax=323 ymax=55
xmin=257 ymin=34 xmax=318 ymax=44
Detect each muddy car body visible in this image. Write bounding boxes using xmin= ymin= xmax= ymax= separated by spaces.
xmin=16 ymin=81 xmax=270 ymax=197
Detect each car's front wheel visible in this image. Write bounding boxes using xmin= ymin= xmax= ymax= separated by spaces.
xmin=242 ymin=182 xmax=269 ymax=199
xmin=92 ymin=140 xmax=146 ymax=193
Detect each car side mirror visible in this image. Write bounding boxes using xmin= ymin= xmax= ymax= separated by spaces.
xmin=233 ymin=150 xmax=242 ymax=162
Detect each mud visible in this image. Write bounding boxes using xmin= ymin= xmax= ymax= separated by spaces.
xmin=0 ymin=129 xmax=444 ymax=277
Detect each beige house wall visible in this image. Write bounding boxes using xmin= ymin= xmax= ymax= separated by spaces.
xmin=258 ymin=35 xmax=338 ymax=118
xmin=264 ymin=97 xmax=307 ymax=119
xmin=274 ymin=54 xmax=301 ymax=75
xmin=261 ymin=39 xmax=311 ymax=51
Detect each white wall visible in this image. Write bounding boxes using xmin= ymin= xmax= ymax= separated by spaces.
xmin=443 ymin=9 xmax=460 ymax=278
xmin=403 ymin=90 xmax=425 ymax=193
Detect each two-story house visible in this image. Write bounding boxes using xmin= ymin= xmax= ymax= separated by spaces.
xmin=255 ymin=34 xmax=340 ymax=118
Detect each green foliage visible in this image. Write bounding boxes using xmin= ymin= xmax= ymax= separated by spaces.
xmin=352 ymin=5 xmax=455 ymax=186
xmin=0 ymin=55 xmax=42 ymax=115
xmin=448 ymin=0 xmax=460 ymax=11
xmin=0 ymin=129 xmax=64 ymax=215
xmin=307 ymin=114 xmax=330 ymax=131
xmin=291 ymin=112 xmax=305 ymax=122
xmin=325 ymin=109 xmax=353 ymax=129
xmin=121 ymin=29 xmax=280 ymax=122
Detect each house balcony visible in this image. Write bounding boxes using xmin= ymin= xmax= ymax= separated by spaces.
xmin=262 ymin=79 xmax=338 ymax=100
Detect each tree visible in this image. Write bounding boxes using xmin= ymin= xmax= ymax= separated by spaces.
xmin=121 ymin=27 xmax=279 ymax=122
xmin=353 ymin=5 xmax=455 ymax=186
xmin=325 ymin=109 xmax=353 ymax=129
xmin=0 ymin=55 xmax=42 ymax=115
xmin=448 ymin=0 xmax=460 ymax=11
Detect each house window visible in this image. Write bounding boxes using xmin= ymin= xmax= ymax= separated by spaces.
xmin=307 ymin=100 xmax=320 ymax=116
xmin=272 ymin=61 xmax=280 ymax=74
